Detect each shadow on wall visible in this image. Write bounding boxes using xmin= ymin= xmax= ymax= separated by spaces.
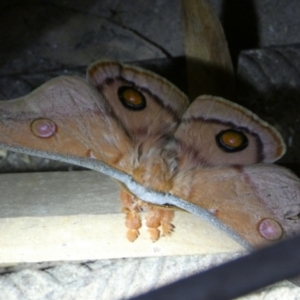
xmin=220 ymin=0 xmax=259 ymax=69
xmin=0 ymin=0 xmax=100 ymax=71
xmin=237 ymin=46 xmax=300 ymax=173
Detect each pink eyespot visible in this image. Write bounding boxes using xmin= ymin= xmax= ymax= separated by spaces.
xmin=31 ymin=118 xmax=56 ymax=138
xmin=258 ymin=218 xmax=283 ymax=241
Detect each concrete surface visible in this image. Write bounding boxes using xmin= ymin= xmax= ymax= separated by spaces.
xmin=1 ymin=255 xmax=300 ymax=300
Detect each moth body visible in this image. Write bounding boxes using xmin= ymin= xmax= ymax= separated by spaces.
xmin=0 ymin=60 xmax=299 ymax=246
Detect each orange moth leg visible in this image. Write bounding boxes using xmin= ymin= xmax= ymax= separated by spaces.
xmin=160 ymin=209 xmax=175 ymax=236
xmin=120 ymin=189 xmax=142 ymax=242
xmin=146 ymin=206 xmax=175 ymax=241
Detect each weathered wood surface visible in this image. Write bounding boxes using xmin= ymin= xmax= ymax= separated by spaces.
xmin=0 ymin=171 xmax=245 ymax=264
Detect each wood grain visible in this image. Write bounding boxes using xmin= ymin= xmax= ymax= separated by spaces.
xmin=0 ymin=171 xmax=245 ymax=264
xmin=181 ymin=0 xmax=235 ymax=100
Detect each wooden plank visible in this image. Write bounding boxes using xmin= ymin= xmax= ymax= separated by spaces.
xmin=181 ymin=0 xmax=235 ymax=100
xmin=0 ymin=171 xmax=245 ymax=264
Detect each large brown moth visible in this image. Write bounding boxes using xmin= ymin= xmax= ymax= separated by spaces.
xmin=0 ymin=60 xmax=300 ymax=249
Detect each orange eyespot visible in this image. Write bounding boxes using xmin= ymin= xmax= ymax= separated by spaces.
xmin=118 ymin=86 xmax=146 ymax=110
xmin=216 ymin=129 xmax=248 ymax=152
xmin=221 ymin=131 xmax=243 ymax=147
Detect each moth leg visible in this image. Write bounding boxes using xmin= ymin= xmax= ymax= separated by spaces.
xmin=160 ymin=209 xmax=175 ymax=236
xmin=146 ymin=206 xmax=175 ymax=241
xmin=120 ymin=188 xmax=142 ymax=242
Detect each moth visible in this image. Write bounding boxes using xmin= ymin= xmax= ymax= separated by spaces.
xmin=0 ymin=60 xmax=300 ymax=249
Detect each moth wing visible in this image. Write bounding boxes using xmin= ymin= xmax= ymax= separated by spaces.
xmin=175 ymin=95 xmax=286 ymax=167
xmin=0 ymin=76 xmax=133 ymax=173
xmin=87 ymin=61 xmax=189 ymax=141
xmin=171 ymin=164 xmax=300 ymax=247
